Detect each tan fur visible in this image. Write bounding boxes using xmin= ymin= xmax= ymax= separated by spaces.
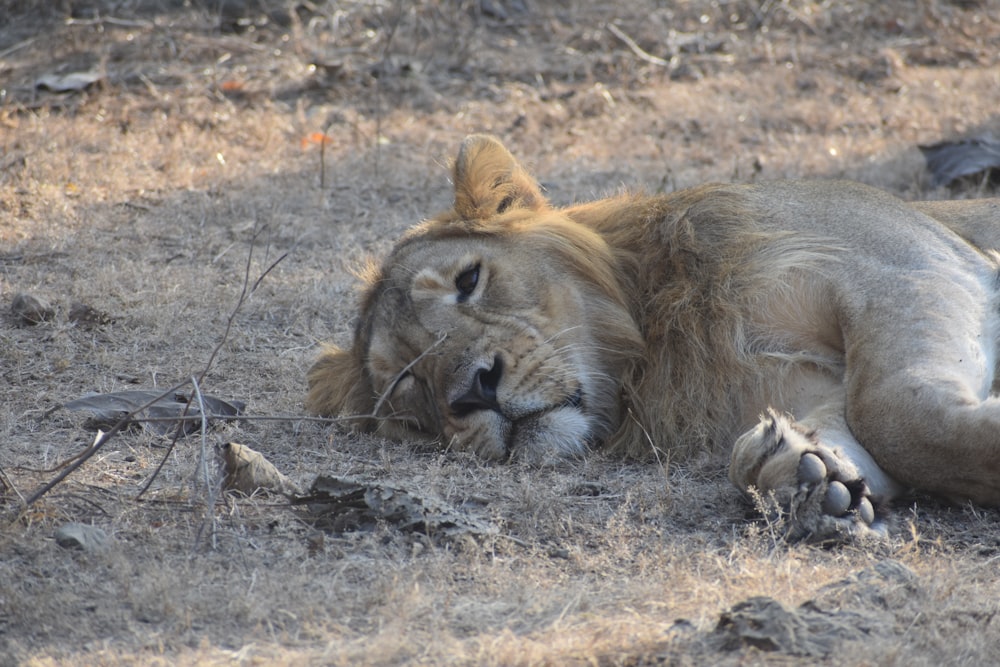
xmin=305 ymin=342 xmax=372 ymax=428
xmin=566 ymin=188 xmax=848 ymax=459
xmin=308 ymin=134 xmax=1000 ymax=514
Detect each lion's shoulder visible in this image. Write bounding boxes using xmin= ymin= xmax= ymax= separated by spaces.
xmin=555 ymin=180 xmax=1000 ymax=458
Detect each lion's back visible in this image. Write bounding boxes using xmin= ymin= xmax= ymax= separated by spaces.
xmin=580 ymin=181 xmax=1000 ymax=458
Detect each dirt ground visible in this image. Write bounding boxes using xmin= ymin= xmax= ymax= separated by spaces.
xmin=2 ymin=0 xmax=1000 ymax=664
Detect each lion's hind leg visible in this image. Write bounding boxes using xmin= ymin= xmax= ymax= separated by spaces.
xmin=729 ymin=408 xmax=902 ymax=543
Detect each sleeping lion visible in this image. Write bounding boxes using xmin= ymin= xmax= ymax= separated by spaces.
xmin=307 ymin=134 xmax=1000 ymax=540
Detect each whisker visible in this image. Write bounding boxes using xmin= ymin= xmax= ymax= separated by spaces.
xmin=540 ymin=325 xmax=583 ymax=346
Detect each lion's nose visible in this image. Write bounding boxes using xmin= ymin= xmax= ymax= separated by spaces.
xmin=450 ymin=355 xmax=504 ymax=416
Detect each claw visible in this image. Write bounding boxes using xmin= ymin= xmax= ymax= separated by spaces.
xmin=857 ymin=496 xmax=875 ymax=525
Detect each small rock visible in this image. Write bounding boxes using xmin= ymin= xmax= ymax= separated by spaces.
xmin=11 ymin=293 xmax=54 ymax=325
xmin=54 ymin=522 xmax=110 ymax=552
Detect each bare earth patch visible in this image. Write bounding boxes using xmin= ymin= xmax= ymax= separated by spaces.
xmin=2 ymin=1 xmax=1000 ymax=664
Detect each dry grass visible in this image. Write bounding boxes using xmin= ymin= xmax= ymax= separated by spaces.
xmin=2 ymin=0 xmax=1000 ymax=664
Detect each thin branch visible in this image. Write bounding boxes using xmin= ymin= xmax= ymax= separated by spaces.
xmin=136 ymin=397 xmax=200 ymax=499
xmin=319 ymin=129 xmax=328 ymax=191
xmin=370 ymin=332 xmax=447 ymax=419
xmin=15 ymin=221 xmax=292 ymax=527
xmin=21 ymin=380 xmax=192 ymax=507
xmin=372 ymin=3 xmax=405 ymax=181
xmin=190 ymin=375 xmax=220 ymax=551
xmin=0 ymin=36 xmax=36 ymax=60
xmin=202 ymin=225 xmax=262 ymax=382
xmin=103 ymin=413 xmax=408 ymax=425
xmin=191 ymin=375 xmax=212 ymax=496
xmin=608 ymin=23 xmax=671 ymax=68
xmin=136 ymin=226 xmax=270 ymax=499
xmin=65 ymin=16 xmax=155 ymax=28
xmin=0 ymin=464 xmax=25 ymax=504
xmin=251 ymin=251 xmax=289 ymax=293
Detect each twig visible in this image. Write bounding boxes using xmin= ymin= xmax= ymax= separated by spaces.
xmin=20 ymin=432 xmax=115 ymax=474
xmin=372 ymin=4 xmax=405 ymax=182
xmin=106 ymin=414 xmax=346 ymax=425
xmin=190 ymin=375 xmax=211 ymax=497
xmin=370 ymin=332 xmax=447 ymax=419
xmin=137 ymin=225 xmax=286 ymax=499
xmin=607 ymin=23 xmax=671 ymax=68
xmin=20 ymin=226 xmax=289 ymax=519
xmin=190 ymin=375 xmax=220 ymax=551
xmin=0 ymin=37 xmax=36 ymax=59
xmin=60 ymin=491 xmax=112 ymax=518
xmin=136 ymin=398 xmax=202 ymax=499
xmin=65 ymin=16 xmax=155 ymax=28
xmin=16 ymin=412 xmax=406 ymax=476
xmin=251 ymin=250 xmax=289 ymax=293
xmin=21 ymin=380 xmax=192 ymax=508
xmin=96 ymin=413 xmax=392 ymax=426
xmin=319 ymin=127 xmax=328 ymax=191
xmin=0 ymin=464 xmax=25 ymax=504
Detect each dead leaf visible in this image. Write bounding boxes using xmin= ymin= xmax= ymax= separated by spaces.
xmin=35 ymin=69 xmax=103 ymax=92
xmin=68 ymin=302 xmax=114 ymax=328
xmin=920 ymin=135 xmax=1000 ymax=187
xmin=54 ymin=522 xmax=111 ymax=552
xmin=294 ymin=475 xmax=496 ymax=541
xmin=61 ymin=390 xmax=245 ymax=435
xmin=10 ymin=293 xmax=54 ymax=325
xmin=220 ymin=442 xmax=301 ymax=496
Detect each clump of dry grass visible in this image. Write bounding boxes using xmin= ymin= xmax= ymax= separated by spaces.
xmin=2 ymin=0 xmax=1000 ymax=664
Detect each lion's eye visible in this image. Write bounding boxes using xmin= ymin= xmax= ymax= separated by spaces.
xmin=455 ymin=264 xmax=480 ymax=300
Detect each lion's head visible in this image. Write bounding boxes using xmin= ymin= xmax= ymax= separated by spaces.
xmin=307 ymin=135 xmax=643 ymax=462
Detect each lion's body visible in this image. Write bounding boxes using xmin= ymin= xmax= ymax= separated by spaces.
xmin=308 ymin=135 xmax=1000 ymax=539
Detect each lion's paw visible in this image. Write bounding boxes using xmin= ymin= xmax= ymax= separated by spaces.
xmin=785 ymin=449 xmax=884 ymax=543
xmin=733 ymin=409 xmax=885 ymax=544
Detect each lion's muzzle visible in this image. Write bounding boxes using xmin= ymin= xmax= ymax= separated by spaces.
xmin=449 ymin=354 xmax=504 ymax=417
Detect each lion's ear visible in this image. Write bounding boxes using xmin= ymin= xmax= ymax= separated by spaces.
xmin=305 ymin=344 xmax=373 ymax=420
xmin=452 ymin=134 xmax=548 ymax=220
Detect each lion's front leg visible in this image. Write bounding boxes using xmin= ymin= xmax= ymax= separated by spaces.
xmin=729 ymin=408 xmax=900 ymax=542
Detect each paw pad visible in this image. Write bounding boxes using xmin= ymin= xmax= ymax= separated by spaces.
xmin=821 ymin=480 xmax=852 ymax=516
xmin=797 ymin=452 xmax=826 ymax=485
xmin=798 ymin=452 xmax=876 ymax=525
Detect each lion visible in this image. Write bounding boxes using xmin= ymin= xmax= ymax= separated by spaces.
xmin=307 ymin=134 xmax=1000 ymax=541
